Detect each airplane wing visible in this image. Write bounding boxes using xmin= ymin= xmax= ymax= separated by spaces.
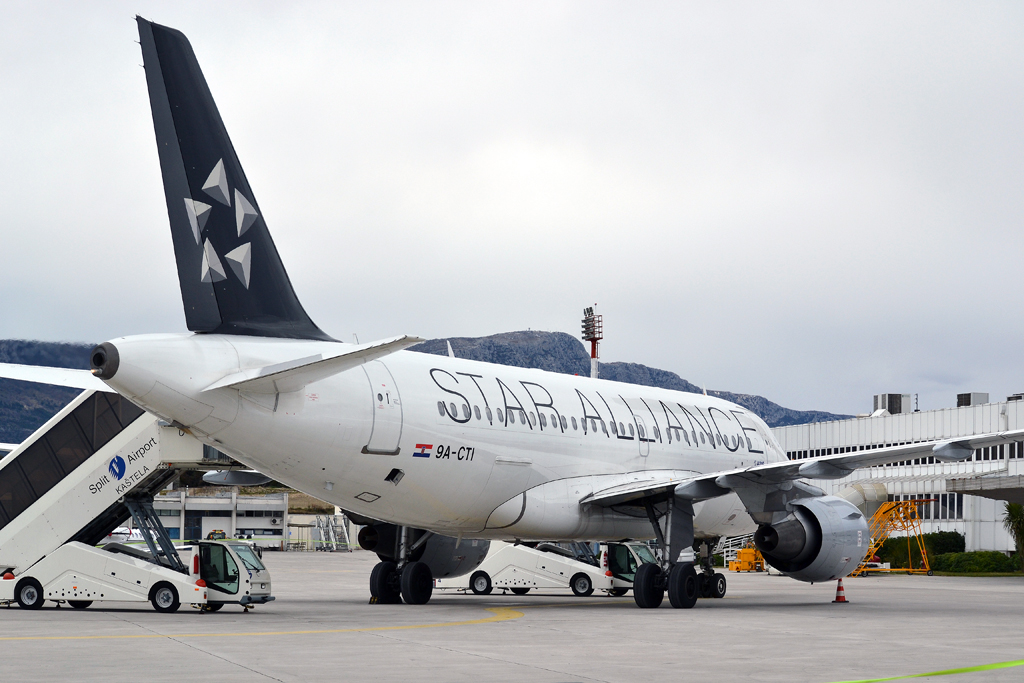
xmin=582 ymin=428 xmax=1024 ymax=507
xmin=0 ymin=362 xmax=108 ymax=392
xmin=203 ymin=335 xmax=424 ymax=393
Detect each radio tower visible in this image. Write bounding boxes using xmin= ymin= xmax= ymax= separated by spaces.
xmin=581 ymin=305 xmax=603 ymax=379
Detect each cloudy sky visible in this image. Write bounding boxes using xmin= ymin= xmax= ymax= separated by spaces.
xmin=2 ymin=2 xmax=1023 ymax=416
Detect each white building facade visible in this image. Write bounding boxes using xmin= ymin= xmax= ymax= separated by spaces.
xmin=772 ymin=398 xmax=1024 ymax=553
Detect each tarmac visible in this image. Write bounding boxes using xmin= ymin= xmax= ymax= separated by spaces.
xmin=2 ymin=550 xmax=1023 ymax=683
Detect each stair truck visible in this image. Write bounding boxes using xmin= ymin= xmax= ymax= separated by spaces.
xmin=0 ymin=389 xmax=272 ymax=611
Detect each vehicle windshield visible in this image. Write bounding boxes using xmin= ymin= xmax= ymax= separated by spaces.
xmin=630 ymin=543 xmax=657 ymax=565
xmin=230 ymin=543 xmax=266 ymax=571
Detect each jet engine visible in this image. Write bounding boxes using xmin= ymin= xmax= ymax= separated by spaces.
xmin=753 ymin=496 xmax=867 ymax=582
xmin=357 ymin=523 xmax=489 ymax=579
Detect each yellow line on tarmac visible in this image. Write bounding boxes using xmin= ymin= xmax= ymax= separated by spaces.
xmin=0 ymin=606 xmax=524 ymax=642
xmin=828 ymin=657 xmax=1024 ymax=683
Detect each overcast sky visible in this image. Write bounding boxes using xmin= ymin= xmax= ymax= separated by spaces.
xmin=2 ymin=2 xmax=1023 ymax=416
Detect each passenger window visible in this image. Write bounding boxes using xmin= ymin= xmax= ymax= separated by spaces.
xmin=497 ymin=408 xmax=504 ymax=423
xmin=560 ymin=415 xmax=567 ymax=430
xmin=581 ymin=417 xmax=587 ymax=433
xmin=437 ymin=401 xmax=445 ymax=416
xmin=529 ymin=412 xmax=536 ymax=426
xmin=486 ymin=407 xmax=493 ymax=423
xmin=572 ymin=417 xmax=578 ymax=430
xmin=474 ymin=405 xmax=481 ymax=420
xmin=462 ymin=404 xmax=470 ymax=419
xmin=449 ymin=402 xmax=457 ymax=417
xmin=601 ymin=420 xmax=608 ymax=435
xmin=611 ymin=422 xmax=618 ymax=435
xmin=539 ymin=413 xmax=547 ymax=427
xmin=550 ymin=413 xmax=557 ymax=427
xmin=628 ymin=423 xmax=634 ymax=437
xmin=509 ymin=410 xmax=516 ymax=424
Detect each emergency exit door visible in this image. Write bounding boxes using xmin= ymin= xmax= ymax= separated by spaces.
xmin=361 ymin=361 xmax=403 ymax=455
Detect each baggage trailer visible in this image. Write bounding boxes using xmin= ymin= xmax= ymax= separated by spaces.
xmin=435 ymin=541 xmax=656 ymax=596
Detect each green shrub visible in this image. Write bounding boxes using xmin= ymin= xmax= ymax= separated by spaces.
xmin=931 ymin=551 xmax=1015 ymax=573
xmin=876 ymin=531 xmax=965 ymax=569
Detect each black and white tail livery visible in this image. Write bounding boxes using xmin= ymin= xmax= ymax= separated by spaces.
xmin=137 ymin=17 xmax=331 ymax=341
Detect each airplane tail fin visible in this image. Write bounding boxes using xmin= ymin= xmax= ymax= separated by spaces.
xmin=136 ymin=17 xmax=332 ymax=341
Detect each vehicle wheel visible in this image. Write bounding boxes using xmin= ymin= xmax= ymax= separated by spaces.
xmin=570 ymin=573 xmax=594 ymax=597
xmin=204 ymin=603 xmax=224 ymax=612
xmin=400 ymin=562 xmax=433 ymax=605
xmin=68 ymin=600 xmax=92 ymax=609
xmin=927 ymin=570 xmax=934 ymax=576
xmin=667 ymin=563 xmax=699 ymax=609
xmin=711 ymin=572 xmax=727 ymax=599
xmin=151 ymin=583 xmax=180 ymax=613
xmin=15 ymin=578 xmax=44 ymax=610
xmin=370 ymin=561 xmax=402 ymax=604
xmin=608 ymin=587 xmax=629 ymax=597
xmin=510 ymin=587 xmax=531 ymax=595
xmin=470 ymin=571 xmax=492 ymax=596
xmin=698 ymin=573 xmax=713 ymax=598
xmin=632 ymin=563 xmax=664 ymax=609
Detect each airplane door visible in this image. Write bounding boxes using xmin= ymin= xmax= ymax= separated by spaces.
xmin=361 ymin=361 xmax=403 ymax=455
xmin=634 ymin=414 xmax=650 ymax=458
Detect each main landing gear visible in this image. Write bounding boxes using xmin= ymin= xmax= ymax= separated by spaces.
xmin=633 ymin=498 xmax=727 ymax=609
xmin=368 ymin=527 xmax=434 ymax=605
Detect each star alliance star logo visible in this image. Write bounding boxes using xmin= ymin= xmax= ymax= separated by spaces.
xmin=183 ymin=158 xmax=256 ymax=289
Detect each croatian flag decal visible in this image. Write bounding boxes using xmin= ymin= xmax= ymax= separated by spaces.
xmin=414 ymin=444 xmax=433 ymax=458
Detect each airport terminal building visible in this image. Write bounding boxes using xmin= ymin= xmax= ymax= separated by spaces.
xmin=772 ymin=393 xmax=1024 ymax=552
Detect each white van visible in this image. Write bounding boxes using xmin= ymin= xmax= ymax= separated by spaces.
xmin=436 ymin=541 xmax=656 ymax=596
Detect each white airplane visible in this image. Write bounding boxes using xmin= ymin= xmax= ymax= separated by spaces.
xmin=4 ymin=17 xmax=1022 ymax=608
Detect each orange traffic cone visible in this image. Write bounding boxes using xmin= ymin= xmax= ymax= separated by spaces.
xmin=832 ymin=578 xmax=849 ymax=604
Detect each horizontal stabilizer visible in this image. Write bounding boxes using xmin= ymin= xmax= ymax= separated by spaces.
xmin=204 ymin=335 xmax=424 ymax=393
xmin=202 ymin=470 xmax=273 ymax=486
xmin=0 ymin=362 xmax=108 ymax=391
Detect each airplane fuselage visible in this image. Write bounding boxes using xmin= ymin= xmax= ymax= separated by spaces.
xmin=103 ymin=332 xmax=784 ymax=542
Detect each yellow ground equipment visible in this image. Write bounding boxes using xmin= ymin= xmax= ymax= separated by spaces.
xmin=728 ymin=546 xmax=765 ymax=572
xmin=850 ymin=499 xmax=934 ymax=577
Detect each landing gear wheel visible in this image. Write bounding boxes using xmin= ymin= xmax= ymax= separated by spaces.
xmin=204 ymin=603 xmax=224 ymax=612
xmin=608 ymin=587 xmax=629 ymax=597
xmin=150 ymin=583 xmax=180 ymax=613
xmin=711 ymin=573 xmax=727 ymax=599
xmin=632 ymin=563 xmax=664 ymax=608
xmin=68 ymin=600 xmax=92 ymax=609
xmin=570 ymin=573 xmax=594 ymax=597
xmin=667 ymin=563 xmax=699 ymax=609
xmin=370 ymin=561 xmax=402 ymax=603
xmin=470 ymin=571 xmax=492 ymax=596
xmin=510 ymin=587 xmax=531 ymax=595
xmin=400 ymin=561 xmax=433 ymax=605
xmin=698 ymin=573 xmax=713 ymax=598
xmin=15 ymin=578 xmax=44 ymax=610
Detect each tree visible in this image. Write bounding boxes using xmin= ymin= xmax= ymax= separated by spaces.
xmin=1002 ymin=503 xmax=1024 ymax=571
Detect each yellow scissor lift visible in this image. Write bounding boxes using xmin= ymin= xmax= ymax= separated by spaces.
xmin=850 ymin=499 xmax=935 ymax=577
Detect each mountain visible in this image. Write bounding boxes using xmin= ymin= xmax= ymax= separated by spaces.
xmin=409 ymin=331 xmax=851 ymax=427
xmin=0 ymin=340 xmax=93 ymax=444
xmin=0 ymin=333 xmax=849 ymax=444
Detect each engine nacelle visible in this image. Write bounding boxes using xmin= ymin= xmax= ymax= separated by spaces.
xmin=357 ymin=523 xmax=489 ymax=579
xmin=753 ymin=496 xmax=867 ymax=583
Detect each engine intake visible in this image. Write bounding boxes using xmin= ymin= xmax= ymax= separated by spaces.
xmin=753 ymin=496 xmax=867 ymax=583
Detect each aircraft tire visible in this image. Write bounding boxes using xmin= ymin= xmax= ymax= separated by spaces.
xmin=370 ymin=561 xmax=402 ymax=603
xmin=510 ymin=587 xmax=531 ymax=595
xmin=400 ymin=561 xmax=433 ymax=605
xmin=470 ymin=571 xmax=492 ymax=595
xmin=667 ymin=563 xmax=698 ymax=609
xmin=711 ymin=573 xmax=727 ymax=598
xmin=204 ymin=602 xmax=224 ymax=612
xmin=632 ymin=563 xmax=664 ymax=608
xmin=698 ymin=573 xmax=713 ymax=598
xmin=68 ymin=600 xmax=92 ymax=609
xmin=15 ymin=578 xmax=44 ymax=610
xmin=608 ymin=587 xmax=629 ymax=597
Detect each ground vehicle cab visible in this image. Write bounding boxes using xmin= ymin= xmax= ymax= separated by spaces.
xmin=185 ymin=540 xmax=274 ymax=610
